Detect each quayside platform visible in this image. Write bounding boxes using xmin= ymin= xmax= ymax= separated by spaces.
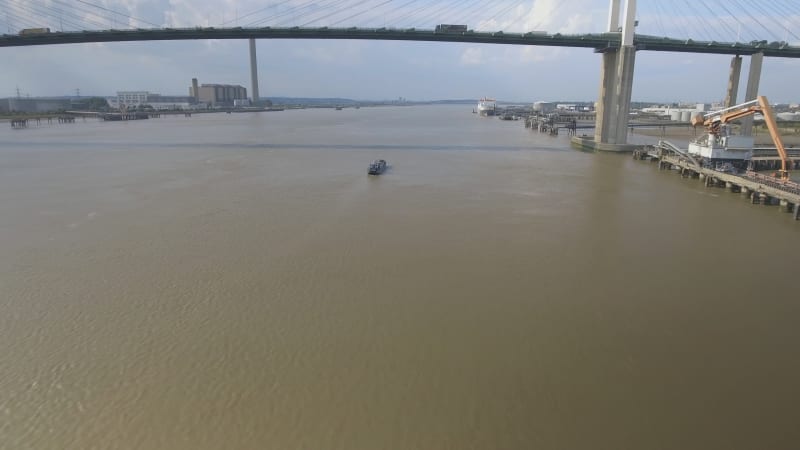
xmin=634 ymin=141 xmax=800 ymax=222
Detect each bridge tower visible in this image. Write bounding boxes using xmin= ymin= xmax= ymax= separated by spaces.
xmin=593 ymin=0 xmax=636 ymax=149
xmin=249 ymin=38 xmax=260 ymax=104
xmin=739 ymin=52 xmax=763 ymax=136
xmin=721 ymin=51 xmax=763 ymax=136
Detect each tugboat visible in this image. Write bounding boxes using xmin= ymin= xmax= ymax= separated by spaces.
xmin=368 ymin=159 xmax=387 ymax=175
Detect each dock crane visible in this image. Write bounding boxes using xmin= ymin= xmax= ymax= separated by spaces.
xmin=691 ymin=95 xmax=791 ymax=180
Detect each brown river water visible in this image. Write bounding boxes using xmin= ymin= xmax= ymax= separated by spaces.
xmin=1 ymin=106 xmax=799 ymax=449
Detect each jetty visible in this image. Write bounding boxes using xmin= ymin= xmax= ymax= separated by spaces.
xmin=634 ymin=141 xmax=800 ymax=220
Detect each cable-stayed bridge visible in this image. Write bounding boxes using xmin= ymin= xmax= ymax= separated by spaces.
xmin=2 ymin=0 xmax=799 ymax=149
xmin=1 ymin=0 xmax=798 ymax=45
xmin=2 ymin=27 xmax=800 ymax=58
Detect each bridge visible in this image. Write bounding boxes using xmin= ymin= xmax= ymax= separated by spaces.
xmin=3 ymin=0 xmax=799 ymax=151
xmin=3 ymin=27 xmax=800 ymax=58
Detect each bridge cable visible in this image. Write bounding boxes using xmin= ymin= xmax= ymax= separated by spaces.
xmin=770 ymin=0 xmax=800 ymax=39
xmin=478 ymin=1 xmax=522 ymax=31
xmin=745 ymin=0 xmax=800 ymax=41
xmin=275 ymin=0 xmax=354 ymax=27
xmin=220 ymin=0 xmax=296 ymax=27
xmin=410 ymin=0 xmax=469 ymax=29
xmin=406 ymin=0 xmax=477 ymax=28
xmin=662 ymin=0 xmax=694 ymax=39
xmin=46 ymin=0 xmax=117 ymax=29
xmin=729 ymin=0 xmax=780 ymax=41
xmin=463 ymin=0 xmax=514 ymax=30
xmin=43 ymin=0 xmax=115 ymax=29
xmin=389 ymin=1 xmax=441 ymax=27
xmin=4 ymin=0 xmax=101 ymax=31
xmin=0 ymin=7 xmax=42 ymax=31
xmin=299 ymin=0 xmax=364 ymax=27
xmin=248 ymin=0 xmax=348 ymax=27
xmin=245 ymin=0 xmax=325 ymax=27
xmin=329 ymin=0 xmax=395 ymax=27
xmin=392 ymin=0 xmax=450 ymax=28
xmin=373 ymin=0 xmax=423 ymax=28
xmin=675 ymin=0 xmax=707 ymax=39
xmin=4 ymin=0 xmax=88 ymax=30
xmin=498 ymin=2 xmax=536 ymax=32
xmin=648 ymin=1 xmax=670 ymax=37
xmin=695 ymin=0 xmax=739 ymax=41
xmin=679 ymin=0 xmax=715 ymax=42
xmin=0 ymin=1 xmax=54 ymax=30
xmin=453 ymin=0 xmax=494 ymax=30
xmin=711 ymin=0 xmax=755 ymax=42
xmin=73 ymin=0 xmax=160 ymax=28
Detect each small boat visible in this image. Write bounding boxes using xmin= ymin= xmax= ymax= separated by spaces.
xmin=368 ymin=159 xmax=387 ymax=175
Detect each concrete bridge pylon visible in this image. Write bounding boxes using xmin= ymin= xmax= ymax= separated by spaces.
xmin=249 ymin=38 xmax=260 ymax=104
xmin=593 ymin=0 xmax=636 ymax=147
xmin=591 ymin=0 xmax=637 ymax=150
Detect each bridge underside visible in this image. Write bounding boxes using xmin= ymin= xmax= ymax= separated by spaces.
xmin=2 ymin=27 xmax=800 ymax=58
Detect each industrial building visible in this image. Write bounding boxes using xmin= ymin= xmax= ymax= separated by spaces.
xmin=189 ymin=78 xmax=247 ymax=107
xmin=115 ymin=91 xmax=195 ymax=110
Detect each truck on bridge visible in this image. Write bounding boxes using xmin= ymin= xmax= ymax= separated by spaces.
xmin=435 ymin=24 xmax=468 ymax=33
xmin=19 ymin=28 xmax=51 ymax=35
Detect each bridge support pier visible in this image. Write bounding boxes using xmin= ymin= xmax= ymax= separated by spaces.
xmin=249 ymin=38 xmax=260 ymax=105
xmin=582 ymin=0 xmax=638 ymax=152
xmin=740 ymin=52 xmax=763 ymax=136
xmin=740 ymin=186 xmax=750 ymax=198
xmin=724 ymin=55 xmax=742 ymax=108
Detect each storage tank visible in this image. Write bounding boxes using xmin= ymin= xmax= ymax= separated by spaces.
xmin=670 ymin=110 xmax=681 ymax=121
xmin=533 ymin=101 xmax=554 ymax=113
xmin=681 ymin=111 xmax=692 ymax=122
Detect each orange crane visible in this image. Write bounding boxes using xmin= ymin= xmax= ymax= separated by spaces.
xmin=691 ymin=95 xmax=791 ymax=180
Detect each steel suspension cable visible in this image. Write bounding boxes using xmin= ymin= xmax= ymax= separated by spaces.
xmin=696 ymin=0 xmax=739 ymax=41
xmin=329 ymin=0 xmax=394 ymax=27
xmin=299 ymin=0 xmax=364 ymax=27
xmin=8 ymin=0 xmax=101 ymax=30
xmin=649 ymin=0 xmax=669 ymax=37
xmin=74 ymin=0 xmax=160 ymax=28
xmin=221 ymin=0 xmax=296 ymax=27
xmin=47 ymin=0 xmax=118 ymax=29
xmin=377 ymin=0 xmax=426 ymax=28
xmin=729 ymin=0 xmax=779 ymax=41
xmin=745 ymin=0 xmax=799 ymax=41
xmin=245 ymin=0 xmax=325 ymax=27
xmin=678 ymin=0 xmax=714 ymax=41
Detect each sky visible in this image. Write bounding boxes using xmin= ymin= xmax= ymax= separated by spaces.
xmin=2 ymin=0 xmax=799 ymax=103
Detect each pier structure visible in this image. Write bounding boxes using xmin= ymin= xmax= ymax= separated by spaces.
xmin=634 ymin=143 xmax=800 ymax=221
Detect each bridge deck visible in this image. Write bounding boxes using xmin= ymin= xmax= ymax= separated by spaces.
xmin=2 ymin=27 xmax=800 ymax=57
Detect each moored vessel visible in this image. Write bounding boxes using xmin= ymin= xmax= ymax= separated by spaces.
xmin=477 ymin=98 xmax=496 ymax=116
